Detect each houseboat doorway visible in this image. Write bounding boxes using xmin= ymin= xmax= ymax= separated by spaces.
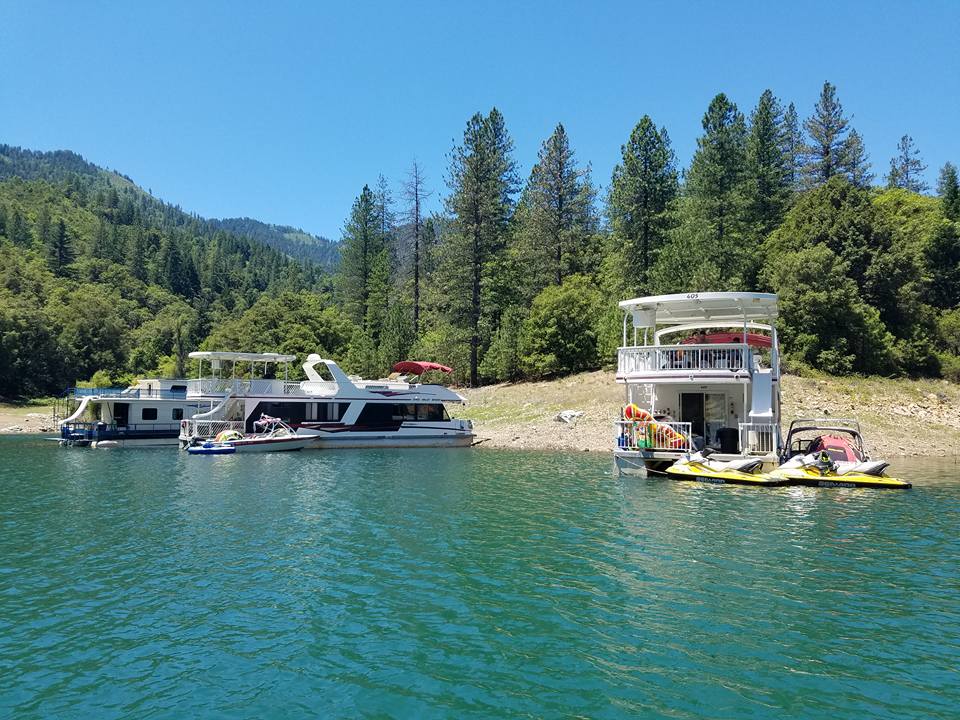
xmin=113 ymin=403 xmax=129 ymax=428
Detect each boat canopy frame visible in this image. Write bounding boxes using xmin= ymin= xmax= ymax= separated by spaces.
xmin=620 ymin=292 xmax=779 ymax=350
xmin=188 ymin=351 xmax=296 ymax=381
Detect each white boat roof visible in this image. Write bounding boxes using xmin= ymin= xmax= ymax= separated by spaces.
xmin=619 ymin=292 xmax=778 ymax=327
xmin=188 ymin=351 xmax=298 ymax=363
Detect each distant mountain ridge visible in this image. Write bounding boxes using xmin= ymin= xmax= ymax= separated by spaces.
xmin=208 ymin=217 xmax=338 ymax=268
xmin=0 ymin=144 xmax=338 ymax=270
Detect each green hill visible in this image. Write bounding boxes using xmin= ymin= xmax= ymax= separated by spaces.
xmin=0 ymin=144 xmax=342 ymax=398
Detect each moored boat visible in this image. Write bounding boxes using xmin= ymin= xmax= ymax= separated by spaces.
xmin=178 ymin=352 xmax=474 ymax=449
xmin=185 ymin=415 xmax=319 ymax=453
xmin=768 ymin=419 xmax=911 ymax=489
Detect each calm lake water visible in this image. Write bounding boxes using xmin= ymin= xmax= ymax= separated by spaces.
xmin=1 ymin=436 xmax=958 ymax=719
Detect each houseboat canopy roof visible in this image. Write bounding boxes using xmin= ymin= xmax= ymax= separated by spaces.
xmin=619 ymin=292 xmax=778 ymax=328
xmin=188 ymin=351 xmax=298 ymax=363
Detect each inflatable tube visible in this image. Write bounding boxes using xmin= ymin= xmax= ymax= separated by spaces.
xmin=624 ymin=404 xmax=653 ymax=422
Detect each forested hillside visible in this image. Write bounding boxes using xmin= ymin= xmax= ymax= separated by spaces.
xmin=0 ymin=146 xmax=335 ymax=398
xmin=208 ymin=217 xmax=338 ymax=269
xmin=2 ymin=80 xmax=960 ymax=398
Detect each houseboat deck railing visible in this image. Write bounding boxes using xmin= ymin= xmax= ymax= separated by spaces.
xmin=617 ymin=343 xmax=751 ymax=378
xmin=186 ymin=378 xmax=309 ymax=397
xmin=60 ymin=422 xmax=185 ymax=440
xmin=615 ymin=420 xmax=693 ymax=452
xmin=180 ymin=419 xmax=247 ymax=441
xmin=70 ymin=387 xmax=188 ymax=400
xmin=738 ymin=422 xmax=780 ymax=455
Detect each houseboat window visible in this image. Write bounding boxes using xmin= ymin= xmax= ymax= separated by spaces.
xmin=172 ymin=408 xmax=184 ymax=420
xmin=170 ymin=385 xmax=187 ymax=395
xmin=141 ymin=408 xmax=158 ymax=421
xmin=416 ymin=404 xmax=449 ymax=421
xmin=356 ymin=403 xmax=396 ymax=425
xmin=247 ymin=401 xmax=347 ymax=430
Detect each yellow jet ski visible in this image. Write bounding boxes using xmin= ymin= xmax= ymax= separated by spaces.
xmin=769 ymin=451 xmax=911 ymax=489
xmin=666 ymin=450 xmax=784 ymax=486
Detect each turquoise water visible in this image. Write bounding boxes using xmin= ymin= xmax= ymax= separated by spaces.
xmin=1 ymin=436 xmax=958 ymax=719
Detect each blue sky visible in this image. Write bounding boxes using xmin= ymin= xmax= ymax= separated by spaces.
xmin=1 ymin=1 xmax=958 ymax=239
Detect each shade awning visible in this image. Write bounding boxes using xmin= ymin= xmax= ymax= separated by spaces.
xmin=188 ymin=351 xmax=298 ymax=363
xmin=619 ymin=292 xmax=778 ymax=327
xmin=392 ymin=361 xmax=454 ymax=375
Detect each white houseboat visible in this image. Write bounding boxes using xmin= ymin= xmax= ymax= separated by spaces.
xmin=58 ymin=378 xmax=215 ymax=447
xmin=614 ymin=292 xmax=782 ymax=475
xmin=178 ymin=351 xmax=474 ymax=449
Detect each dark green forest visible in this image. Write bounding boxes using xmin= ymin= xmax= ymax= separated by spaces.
xmin=2 ymin=81 xmax=960 ymax=398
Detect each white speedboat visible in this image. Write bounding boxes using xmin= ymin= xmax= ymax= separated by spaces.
xmin=187 ymin=415 xmax=318 ymax=454
xmin=179 ymin=352 xmax=474 ymax=450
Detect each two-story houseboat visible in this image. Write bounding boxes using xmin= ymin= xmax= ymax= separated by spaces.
xmin=614 ymin=292 xmax=782 ymax=475
xmin=178 ymin=351 xmax=474 ymax=449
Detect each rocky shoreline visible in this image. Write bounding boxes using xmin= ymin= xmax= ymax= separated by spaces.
xmin=5 ymin=371 xmax=960 ymax=458
xmin=458 ymin=371 xmax=960 ymax=457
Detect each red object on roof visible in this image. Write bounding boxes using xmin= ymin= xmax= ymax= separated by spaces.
xmin=680 ymin=331 xmax=773 ymax=349
xmin=392 ymin=361 xmax=454 ymax=375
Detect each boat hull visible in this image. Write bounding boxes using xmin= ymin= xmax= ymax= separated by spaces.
xmin=768 ymin=469 xmax=911 ymax=489
xmin=228 ymin=436 xmax=319 ymax=453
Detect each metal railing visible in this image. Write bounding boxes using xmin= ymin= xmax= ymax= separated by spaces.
xmin=615 ymin=420 xmax=692 ymax=451
xmin=60 ymin=422 xmax=183 ymax=440
xmin=617 ymin=344 xmax=750 ymax=376
xmin=738 ymin=422 xmax=780 ymax=455
xmin=180 ymin=419 xmax=246 ymax=440
xmin=187 ymin=378 xmax=304 ymax=396
xmin=71 ymin=387 xmax=188 ymax=399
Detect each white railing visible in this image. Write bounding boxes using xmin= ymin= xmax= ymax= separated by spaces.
xmin=187 ymin=378 xmax=304 ymax=397
xmin=615 ymin=420 xmax=692 ymax=451
xmin=617 ymin=344 xmax=750 ymax=377
xmin=298 ymin=381 xmax=339 ymax=396
xmin=738 ymin=422 xmax=779 ymax=455
xmin=180 ymin=419 xmax=246 ymax=441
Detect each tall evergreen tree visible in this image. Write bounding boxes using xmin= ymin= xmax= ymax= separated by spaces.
xmin=514 ymin=123 xmax=597 ymax=295
xmin=781 ymin=102 xmax=803 ymax=189
xmin=34 ymin=207 xmax=53 ymax=249
xmin=842 ymin=129 xmax=873 ymax=188
xmin=443 ymin=108 xmax=518 ymax=386
xmin=686 ymin=93 xmax=749 ymax=276
xmin=886 ymin=134 xmax=928 ymax=192
xmin=46 ymin=218 xmax=74 ymax=275
xmin=608 ymin=115 xmax=678 ymax=294
xmin=126 ymin=227 xmax=147 ymax=281
xmin=745 ymin=89 xmax=791 ymax=237
xmin=336 ymin=185 xmax=388 ymax=335
xmin=8 ymin=209 xmax=30 ymax=246
xmin=401 ymin=161 xmax=431 ymax=336
xmin=938 ymin=162 xmax=960 ymax=220
xmin=803 ymin=81 xmax=850 ymax=186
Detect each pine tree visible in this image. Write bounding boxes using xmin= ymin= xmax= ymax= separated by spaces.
xmin=938 ymin=162 xmax=960 ymax=220
xmin=401 ymin=160 xmax=431 ymax=336
xmin=842 ymin=130 xmax=873 ymax=188
xmin=443 ymin=108 xmax=518 ymax=386
xmin=34 ymin=207 xmax=53 ymax=249
xmin=8 ymin=209 xmax=30 ymax=246
xmin=781 ymin=102 xmax=803 ymax=189
xmin=127 ymin=227 xmax=147 ymax=281
xmin=336 ymin=185 xmax=388 ymax=334
xmin=608 ymin=115 xmax=678 ymax=294
xmin=515 ymin=123 xmax=597 ymax=297
xmin=886 ymin=135 xmax=928 ymax=192
xmin=0 ymin=204 xmax=7 ymax=239
xmin=745 ymin=89 xmax=791 ymax=236
xmin=686 ymin=93 xmax=749 ymax=276
xmin=92 ymin=218 xmax=109 ymax=259
xmin=374 ymin=173 xmax=396 ymax=257
xmin=46 ymin=218 xmax=74 ymax=274
xmin=804 ymin=81 xmax=850 ymax=186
